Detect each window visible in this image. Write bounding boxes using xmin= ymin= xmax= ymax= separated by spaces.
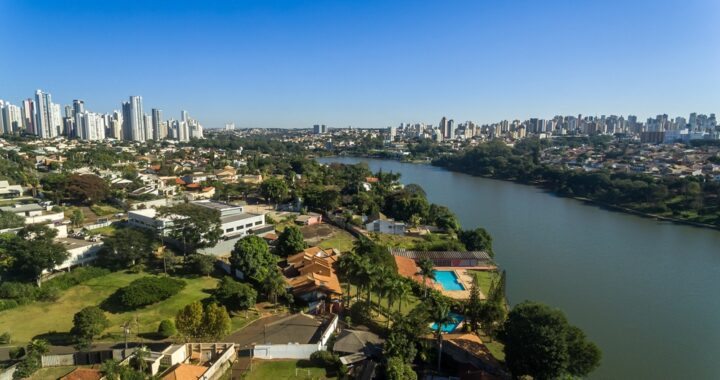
xmin=226 ymin=227 xmax=234 ymax=233
xmin=245 ymin=223 xmax=253 ymax=228
xmin=255 ymin=221 xmax=262 ymax=225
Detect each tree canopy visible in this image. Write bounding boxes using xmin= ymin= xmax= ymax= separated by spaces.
xmin=0 ymin=225 xmax=68 ymax=285
xmin=230 ymin=235 xmax=277 ymax=283
xmin=499 ymin=301 xmax=601 ymax=380
xmin=276 ymin=225 xmax=307 ymax=256
xmin=159 ymin=203 xmax=222 ymax=255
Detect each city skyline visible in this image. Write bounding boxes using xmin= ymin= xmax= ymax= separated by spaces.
xmin=1 ymin=0 xmax=719 ymax=128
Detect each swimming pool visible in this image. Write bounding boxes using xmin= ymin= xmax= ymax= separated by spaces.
xmin=435 ymin=270 xmax=465 ymax=291
xmin=431 ymin=312 xmax=464 ymax=333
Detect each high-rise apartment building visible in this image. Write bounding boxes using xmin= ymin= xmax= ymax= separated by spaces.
xmin=35 ymin=89 xmax=56 ymax=138
xmin=152 ymin=108 xmax=163 ymax=140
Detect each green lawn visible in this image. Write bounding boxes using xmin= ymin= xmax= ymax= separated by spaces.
xmin=478 ymin=332 xmax=505 ymax=362
xmin=317 ymin=229 xmax=356 ymax=252
xmin=0 ymin=271 xmax=218 ymax=343
xmin=90 ymin=204 xmax=122 ymax=216
xmin=245 ymin=360 xmax=335 ymax=380
xmin=86 ymin=224 xmax=118 ymax=236
xmin=471 ymin=270 xmax=499 ymax=298
xmin=368 ymin=232 xmax=425 ymax=248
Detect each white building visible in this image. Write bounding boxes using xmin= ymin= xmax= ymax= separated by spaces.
xmin=128 ymin=200 xmax=266 ymax=240
xmin=365 ymin=218 xmax=406 ymax=235
xmin=53 ymin=238 xmax=103 ymax=271
xmin=0 ymin=180 xmax=23 ymax=199
xmin=0 ymin=203 xmax=65 ymax=225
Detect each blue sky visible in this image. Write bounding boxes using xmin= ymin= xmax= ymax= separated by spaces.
xmin=1 ymin=0 xmax=718 ymax=129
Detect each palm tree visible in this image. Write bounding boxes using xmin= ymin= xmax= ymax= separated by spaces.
xmin=432 ymin=302 xmax=454 ymax=372
xmin=263 ymin=270 xmax=287 ymax=306
xmin=27 ymin=339 xmax=49 ymax=355
xmin=418 ymin=258 xmax=436 ymax=298
xmin=396 ymin=281 xmax=412 ymax=315
xmin=337 ymin=253 xmax=360 ymax=308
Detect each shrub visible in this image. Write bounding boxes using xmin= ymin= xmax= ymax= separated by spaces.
xmin=0 ymin=332 xmax=11 ymax=344
xmin=43 ymin=267 xmax=110 ymax=290
xmin=8 ymin=346 xmax=24 ymax=360
xmin=157 ymin=320 xmax=177 ymax=338
xmin=113 ymin=276 xmax=186 ymax=309
xmin=36 ymin=286 xmax=61 ymax=301
xmin=0 ymin=282 xmax=37 ymax=302
xmin=310 ymin=350 xmax=339 ymax=367
xmin=0 ymin=299 xmax=19 ymax=312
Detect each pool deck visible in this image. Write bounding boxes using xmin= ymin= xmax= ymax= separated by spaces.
xmin=434 ymin=266 xmax=496 ymax=300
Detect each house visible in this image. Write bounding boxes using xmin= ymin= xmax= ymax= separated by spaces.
xmin=393 ymin=255 xmax=433 ymax=286
xmin=54 ymin=238 xmax=104 ymax=271
xmin=295 ymin=212 xmax=322 ymax=226
xmin=333 ymin=329 xmax=384 ymax=357
xmin=365 ymin=218 xmax=406 ymax=235
xmin=284 ymin=247 xmax=342 ymax=302
xmin=436 ymin=333 xmax=508 ymax=379
xmin=0 ymin=180 xmax=23 ymax=199
xmin=0 ymin=203 xmax=65 ymax=225
xmin=128 ymin=200 xmax=266 ymax=240
xmin=391 ymin=249 xmax=492 ymax=267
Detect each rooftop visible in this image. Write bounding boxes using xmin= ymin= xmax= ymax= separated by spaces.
xmin=0 ymin=203 xmax=43 ymax=213
xmin=391 ymin=249 xmax=492 ymax=261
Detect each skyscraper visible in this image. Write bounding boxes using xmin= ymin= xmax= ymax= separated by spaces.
xmin=35 ymin=89 xmax=56 ymax=138
xmin=21 ymin=99 xmax=34 ymax=134
xmin=152 ymin=108 xmax=163 ymax=140
xmin=121 ymin=96 xmax=145 ymax=141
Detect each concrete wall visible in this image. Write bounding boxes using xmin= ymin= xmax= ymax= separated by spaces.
xmin=253 ymin=344 xmax=320 ymax=359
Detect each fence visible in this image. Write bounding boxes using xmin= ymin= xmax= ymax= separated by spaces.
xmin=200 ymin=344 xmax=236 ymax=380
xmin=41 ymin=350 xmax=120 ymax=368
xmin=253 ymin=315 xmax=339 ymax=360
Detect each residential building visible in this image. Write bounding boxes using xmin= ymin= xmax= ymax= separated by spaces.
xmin=365 ymin=218 xmax=406 ymax=235
xmin=0 ymin=180 xmax=23 ymax=199
xmin=283 ymin=246 xmax=342 ymax=302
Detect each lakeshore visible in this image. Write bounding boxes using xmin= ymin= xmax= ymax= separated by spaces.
xmin=318 ymin=156 xmax=720 ymax=380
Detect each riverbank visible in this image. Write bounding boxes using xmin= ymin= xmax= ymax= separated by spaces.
xmin=324 ymin=153 xmax=720 ymax=231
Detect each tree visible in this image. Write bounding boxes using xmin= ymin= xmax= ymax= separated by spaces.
xmin=262 ymin=269 xmax=287 ymax=305
xmin=159 ymin=203 xmax=222 ymax=256
xmin=418 ymin=258 xmax=435 ymax=298
xmin=12 ymin=339 xmax=49 ymax=380
xmin=157 ymin=319 xmax=177 ymax=339
xmin=70 ymin=208 xmax=85 ymax=227
xmin=499 ymin=301 xmax=601 ymax=380
xmin=214 ymin=276 xmax=257 ymax=312
xmin=71 ymin=306 xmax=110 ymax=349
xmin=202 ymin=302 xmax=231 ymax=340
xmin=458 ymin=228 xmax=494 ymax=256
xmin=465 ymin=281 xmax=483 ymax=332
xmin=276 ymin=225 xmax=307 ymax=256
xmin=431 ymin=301 xmax=454 ymax=372
xmin=1 ymin=224 xmax=68 ymax=286
xmin=186 ymin=254 xmax=215 ymax=276
xmin=230 ymin=235 xmax=277 ymax=283
xmin=0 ymin=210 xmax=24 ymax=229
xmin=386 ymin=356 xmax=417 ymax=380
xmin=100 ymin=227 xmax=156 ymax=269
xmin=176 ymin=301 xmax=204 ymax=341
xmin=259 ymin=177 xmax=289 ymax=206
xmin=64 ymin=174 xmax=110 ymax=205
xmin=428 ymin=204 xmax=460 ymax=232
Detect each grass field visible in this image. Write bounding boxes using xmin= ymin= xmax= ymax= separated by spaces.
xmin=245 ymin=360 xmax=335 ymax=380
xmin=317 ymin=229 xmax=356 ymax=252
xmin=0 ymin=271 xmax=218 ymax=343
xmin=471 ymin=270 xmax=500 ymax=297
xmin=479 ymin=332 xmax=506 ymax=362
xmin=90 ymin=204 xmax=123 ymax=217
xmin=85 ymin=224 xmax=118 ymax=236
xmin=367 ymin=232 xmax=425 ymax=248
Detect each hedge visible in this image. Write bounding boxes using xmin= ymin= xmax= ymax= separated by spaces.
xmin=114 ymin=276 xmax=186 ymax=309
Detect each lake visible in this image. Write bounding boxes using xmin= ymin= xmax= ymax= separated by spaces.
xmin=318 ymin=156 xmax=720 ymax=380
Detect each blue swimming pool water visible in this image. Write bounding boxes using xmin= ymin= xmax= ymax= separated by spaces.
xmin=435 ymin=270 xmax=465 ymax=291
xmin=431 ymin=312 xmax=464 ymax=333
